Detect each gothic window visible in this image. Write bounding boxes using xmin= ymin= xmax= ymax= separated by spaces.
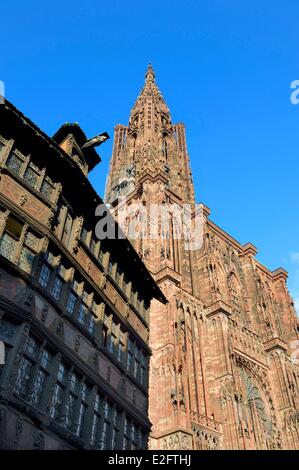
xmin=6 ymin=152 xmax=25 ymax=176
xmin=126 ymin=336 xmax=148 ymax=385
xmin=238 ymin=368 xmax=273 ymax=448
xmin=5 ymin=149 xmax=56 ymax=201
xmin=90 ymin=393 xmax=102 ymax=447
xmin=122 ymin=416 xmax=145 ymax=450
xmin=23 ymin=162 xmax=41 ymax=189
xmin=39 ymin=252 xmax=67 ymax=301
xmin=19 ymin=230 xmax=40 ymax=273
xmin=49 ymin=363 xmax=66 ymax=420
xmin=67 ymin=284 xmax=78 ymax=315
xmin=0 ymin=215 xmax=40 ymax=273
xmin=77 ymin=290 xmax=89 ymax=326
xmin=30 ymin=348 xmax=52 ymax=406
xmin=40 ymin=175 xmax=55 ymax=199
xmin=66 ymin=281 xmax=96 ymax=337
xmin=0 ymin=215 xmax=23 ymax=262
xmin=51 ymin=265 xmax=65 ymax=300
xmin=14 ymin=356 xmax=33 ymax=398
xmin=39 ymin=254 xmax=51 ymax=287
xmin=14 ymin=336 xmax=51 ymax=403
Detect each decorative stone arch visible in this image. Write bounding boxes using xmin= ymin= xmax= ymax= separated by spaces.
xmin=232 ymin=354 xmax=281 ymax=449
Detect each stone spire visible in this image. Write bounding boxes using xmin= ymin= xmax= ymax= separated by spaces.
xmin=145 ymin=63 xmax=155 ymax=83
xmin=105 ymin=65 xmax=195 ymax=207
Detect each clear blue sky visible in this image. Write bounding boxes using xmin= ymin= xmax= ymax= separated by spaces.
xmin=1 ymin=1 xmax=298 ymax=311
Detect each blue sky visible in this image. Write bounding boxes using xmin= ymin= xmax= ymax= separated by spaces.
xmin=1 ymin=0 xmax=298 ymax=311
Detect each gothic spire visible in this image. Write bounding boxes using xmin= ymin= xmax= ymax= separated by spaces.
xmin=145 ymin=63 xmax=155 ymax=84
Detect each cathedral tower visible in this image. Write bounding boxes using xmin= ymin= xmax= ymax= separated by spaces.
xmin=105 ymin=65 xmax=299 ymax=450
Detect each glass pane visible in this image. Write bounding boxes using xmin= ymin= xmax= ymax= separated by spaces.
xmin=0 ymin=232 xmax=17 ymax=261
xmin=31 ymin=369 xmax=46 ymax=405
xmin=49 ymin=383 xmax=63 ymax=419
xmin=14 ymin=357 xmax=33 ymax=397
xmin=39 ymin=263 xmax=51 ymax=288
xmin=67 ymin=292 xmax=77 ymax=314
xmin=40 ymin=178 xmax=54 ymax=199
xmin=40 ymin=349 xmax=51 ymax=368
xmin=57 ymin=363 xmax=65 ymax=382
xmin=51 ymin=276 xmax=63 ymax=300
xmin=24 ymin=231 xmax=39 ymax=250
xmin=6 ymin=152 xmax=23 ymax=175
xmin=23 ymin=164 xmax=39 ymax=188
xmin=19 ymin=246 xmax=35 ymax=273
xmin=77 ymin=302 xmax=88 ymax=324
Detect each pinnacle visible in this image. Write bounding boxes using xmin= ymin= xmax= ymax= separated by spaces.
xmin=145 ymin=63 xmax=155 ymax=83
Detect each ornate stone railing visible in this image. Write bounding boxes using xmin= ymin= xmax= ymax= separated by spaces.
xmin=190 ymin=410 xmax=221 ymax=433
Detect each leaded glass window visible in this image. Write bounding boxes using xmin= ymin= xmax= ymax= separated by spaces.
xmin=51 ymin=275 xmax=63 ymax=300
xmin=0 ymin=232 xmax=17 ymax=261
xmin=49 ymin=383 xmax=63 ymax=419
xmin=19 ymin=245 xmax=35 ymax=273
xmin=6 ymin=152 xmax=24 ymax=176
xmin=39 ymin=263 xmax=51 ymax=287
xmin=23 ymin=162 xmax=40 ymax=189
xmin=14 ymin=357 xmax=33 ymax=397
xmin=67 ymin=291 xmax=77 ymax=314
xmin=40 ymin=176 xmax=54 ymax=200
xmin=30 ymin=369 xmax=46 ymax=405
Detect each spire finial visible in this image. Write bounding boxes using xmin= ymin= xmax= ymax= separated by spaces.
xmin=145 ymin=63 xmax=155 ymax=83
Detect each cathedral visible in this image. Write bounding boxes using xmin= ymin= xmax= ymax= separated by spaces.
xmin=0 ymin=65 xmax=298 ymax=451
xmin=105 ymin=65 xmax=299 ymax=450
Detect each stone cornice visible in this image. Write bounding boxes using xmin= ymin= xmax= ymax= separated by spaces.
xmin=263 ymin=337 xmax=288 ymax=353
xmin=204 ymin=300 xmax=232 ymax=318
